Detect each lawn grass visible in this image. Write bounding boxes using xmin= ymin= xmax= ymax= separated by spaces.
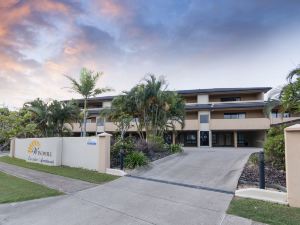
xmin=0 ymin=171 xmax=62 ymax=204
xmin=0 ymin=156 xmax=119 ymax=184
xmin=228 ymin=197 xmax=300 ymax=225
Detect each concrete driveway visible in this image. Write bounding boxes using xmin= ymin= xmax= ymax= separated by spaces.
xmin=0 ymin=148 xmax=259 ymax=225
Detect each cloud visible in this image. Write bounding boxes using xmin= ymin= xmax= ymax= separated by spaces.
xmin=1 ymin=0 xmax=300 ymax=108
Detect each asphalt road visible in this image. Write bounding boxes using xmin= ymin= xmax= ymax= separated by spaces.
xmin=0 ymin=147 xmax=259 ymax=225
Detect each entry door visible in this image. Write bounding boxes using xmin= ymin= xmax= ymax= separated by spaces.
xmin=200 ymin=131 xmax=209 ymax=146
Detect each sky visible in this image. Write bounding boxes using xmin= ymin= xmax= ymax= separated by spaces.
xmin=1 ymin=0 xmax=300 ymax=108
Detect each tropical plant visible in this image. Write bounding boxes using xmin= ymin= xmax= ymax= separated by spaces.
xmin=167 ymin=143 xmax=183 ymax=153
xmin=111 ymin=136 xmax=135 ymax=167
xmin=287 ymin=65 xmax=300 ymax=82
xmin=106 ymin=74 xmax=185 ymax=140
xmin=47 ymin=100 xmax=81 ymax=137
xmin=0 ymin=108 xmax=39 ymax=151
xmin=24 ymin=98 xmax=49 ymax=136
xmin=24 ymin=99 xmax=80 ymax=137
xmin=100 ymin=95 xmax=133 ymax=140
xmin=264 ymin=126 xmax=286 ymax=170
xmin=124 ymin=151 xmax=148 ymax=169
xmin=265 ymin=66 xmax=300 ymax=116
xmin=65 ymin=68 xmax=112 ymax=136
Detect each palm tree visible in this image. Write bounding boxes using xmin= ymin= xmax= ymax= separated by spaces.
xmin=265 ymin=66 xmax=300 ymax=117
xmin=287 ymin=65 xmax=300 ymax=82
xmin=65 ymin=68 xmax=112 ymax=136
xmin=24 ymin=98 xmax=49 ymax=136
xmin=48 ymin=100 xmax=81 ymax=137
xmin=103 ymin=74 xmax=185 ymax=140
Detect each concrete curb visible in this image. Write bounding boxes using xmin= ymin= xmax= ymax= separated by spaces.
xmin=235 ymin=188 xmax=288 ymax=205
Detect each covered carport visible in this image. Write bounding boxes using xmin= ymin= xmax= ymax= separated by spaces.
xmin=212 ymin=130 xmax=266 ymax=148
xmin=236 ymin=130 xmax=266 ymax=148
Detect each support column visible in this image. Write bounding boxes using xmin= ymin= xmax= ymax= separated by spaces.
xmin=9 ymin=138 xmax=16 ymax=157
xmin=285 ymin=125 xmax=300 ymax=207
xmin=197 ymin=131 xmax=200 ymax=147
xmin=234 ymin=131 xmax=238 ymax=148
xmin=209 ymin=131 xmax=212 ymax=147
xmin=172 ymin=132 xmax=176 ymax=144
xmin=98 ymin=132 xmax=112 ymax=173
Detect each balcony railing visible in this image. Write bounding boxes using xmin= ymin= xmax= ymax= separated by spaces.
xmin=210 ymin=118 xmax=270 ymax=130
xmin=71 ymin=123 xmax=97 ymax=132
xmin=270 ymin=117 xmax=300 ymax=125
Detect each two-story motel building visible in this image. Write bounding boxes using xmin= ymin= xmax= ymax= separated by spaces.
xmin=70 ymin=87 xmax=300 ymax=148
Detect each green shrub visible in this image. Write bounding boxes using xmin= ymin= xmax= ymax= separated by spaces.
xmin=167 ymin=143 xmax=183 ymax=153
xmin=111 ymin=136 xmax=135 ymax=167
xmin=125 ymin=151 xmax=148 ymax=169
xmin=147 ymin=134 xmax=165 ymax=152
xmin=264 ymin=126 xmax=286 ymax=170
xmin=249 ymin=153 xmax=259 ymax=165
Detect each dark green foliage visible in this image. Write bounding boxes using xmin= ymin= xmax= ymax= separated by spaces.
xmin=167 ymin=143 xmax=183 ymax=153
xmin=103 ymin=75 xmax=185 ymax=140
xmin=125 ymin=151 xmax=148 ymax=169
xmin=264 ymin=126 xmax=286 ymax=170
xmin=147 ymin=134 xmax=165 ymax=152
xmin=24 ymin=99 xmax=81 ymax=137
xmin=111 ymin=136 xmax=136 ymax=167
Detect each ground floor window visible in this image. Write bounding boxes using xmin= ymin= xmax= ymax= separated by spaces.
xmin=212 ymin=132 xmax=234 ymax=147
xmin=176 ymin=131 xmax=197 ymax=147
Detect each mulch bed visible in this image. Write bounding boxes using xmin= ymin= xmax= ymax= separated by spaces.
xmin=238 ymin=153 xmax=286 ymax=189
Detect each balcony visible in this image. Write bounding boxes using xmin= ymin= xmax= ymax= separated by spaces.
xmin=71 ymin=123 xmax=97 ymax=132
xmin=173 ymin=119 xmax=199 ymax=130
xmin=271 ymin=117 xmax=300 ymax=125
xmin=210 ymin=118 xmax=270 ymax=130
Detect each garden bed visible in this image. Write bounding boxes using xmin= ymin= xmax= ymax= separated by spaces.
xmin=238 ymin=153 xmax=286 ymax=191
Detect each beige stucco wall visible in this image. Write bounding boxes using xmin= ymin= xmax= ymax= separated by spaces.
xmin=10 ymin=135 xmax=111 ymax=173
xmin=71 ymin=123 xmax=97 ymax=132
xmin=209 ymin=92 xmax=263 ymax=102
xmin=284 ymin=124 xmax=300 ymax=207
xmin=210 ymin=118 xmax=270 ymax=130
xmin=211 ymin=109 xmax=265 ymax=119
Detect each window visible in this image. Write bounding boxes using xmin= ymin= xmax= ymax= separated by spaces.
xmin=86 ymin=119 xmax=92 ymax=123
xmin=96 ymin=118 xmax=104 ymax=126
xmin=272 ymin=110 xmax=290 ymax=118
xmin=220 ymin=97 xmax=241 ymax=102
xmin=224 ymin=112 xmax=246 ymax=119
xmin=200 ymin=114 xmax=209 ymax=123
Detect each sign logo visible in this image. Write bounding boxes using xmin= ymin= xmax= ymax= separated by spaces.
xmin=27 ymin=140 xmax=54 ymax=165
xmin=27 ymin=140 xmax=41 ymax=155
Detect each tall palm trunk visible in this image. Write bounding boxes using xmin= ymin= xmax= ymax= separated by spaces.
xmin=83 ymin=98 xmax=87 ymax=137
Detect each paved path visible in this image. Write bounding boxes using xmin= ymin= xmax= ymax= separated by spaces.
xmin=0 ymin=162 xmax=96 ymax=193
xmin=0 ymin=148 xmax=260 ymax=225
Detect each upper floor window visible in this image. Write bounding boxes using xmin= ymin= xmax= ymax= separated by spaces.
xmin=200 ymin=114 xmax=209 ymax=123
xmin=271 ymin=110 xmax=290 ymax=118
xmin=220 ymin=97 xmax=241 ymax=102
xmin=96 ymin=118 xmax=104 ymax=126
xmin=224 ymin=112 xmax=246 ymax=119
